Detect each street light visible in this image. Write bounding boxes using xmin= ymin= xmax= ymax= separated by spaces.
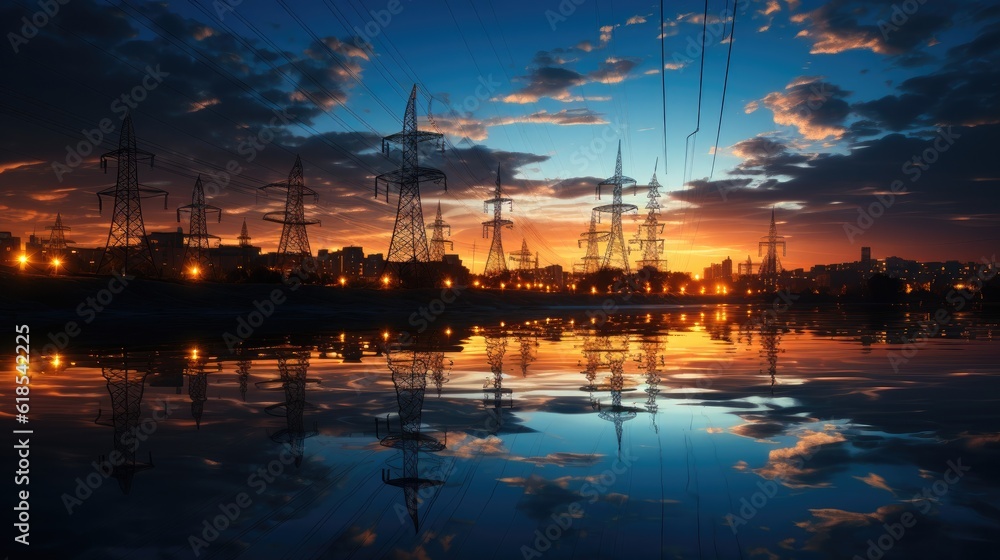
xmin=51 ymin=258 xmax=61 ymax=275
xmin=339 ymin=276 xmax=346 ymax=288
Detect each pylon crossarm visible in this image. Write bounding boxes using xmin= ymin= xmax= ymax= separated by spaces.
xmin=384 ymin=130 xmax=443 ymax=145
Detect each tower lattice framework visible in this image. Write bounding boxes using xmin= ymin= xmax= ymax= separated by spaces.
xmin=97 ymin=114 xmax=168 ymax=276
xmin=631 ymin=160 xmax=668 ymax=271
xmin=594 ymin=142 xmax=638 ymax=273
xmin=96 ymin=353 xmax=154 ymax=494
xmin=259 ymin=156 xmax=319 ymax=270
xmin=509 ymin=239 xmax=537 ymax=272
xmin=482 ymin=163 xmax=513 ymax=277
xmin=45 ymin=212 xmax=74 ymax=255
xmin=758 ymin=208 xmax=786 ymax=290
xmin=427 ymin=202 xmax=453 ymax=262
xmin=177 ymin=175 xmax=221 ymax=276
xmin=576 ymin=211 xmax=610 ymax=275
xmin=378 ymin=344 xmax=447 ymax=532
xmin=483 ymin=330 xmax=512 ymax=433
xmin=635 ymin=338 xmax=663 ymax=433
xmin=376 ymin=85 xmax=447 ymax=281
xmin=186 ymin=353 xmax=209 ymax=430
xmin=598 ymin=335 xmax=637 ymax=453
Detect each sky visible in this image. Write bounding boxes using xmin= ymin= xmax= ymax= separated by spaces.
xmin=1 ymin=0 xmax=999 ymax=274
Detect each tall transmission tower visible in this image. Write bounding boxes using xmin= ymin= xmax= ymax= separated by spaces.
xmin=427 ymin=202 xmax=453 ymax=262
xmin=482 ymin=162 xmax=513 ymax=277
xmin=737 ymin=255 xmax=754 ymax=277
xmin=45 ymin=213 xmax=74 ymax=255
xmin=594 ymin=142 xmax=638 ymax=273
xmin=758 ymin=208 xmax=786 ymax=290
xmin=631 ymin=160 xmax=668 ymax=272
xmin=237 ymin=218 xmax=252 ymax=247
xmin=177 ymin=175 xmax=221 ymax=278
xmin=576 ymin=211 xmax=610 ymax=275
xmin=96 ymin=114 xmax=168 ymax=277
xmin=375 ymin=85 xmax=447 ymax=281
xmin=259 ymin=156 xmax=319 ymax=270
xmin=509 ymin=239 xmax=537 ymax=272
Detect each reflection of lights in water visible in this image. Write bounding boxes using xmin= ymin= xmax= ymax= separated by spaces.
xmin=444 ymin=328 xmax=452 ymax=336
xmin=382 ymin=332 xmax=390 ymax=341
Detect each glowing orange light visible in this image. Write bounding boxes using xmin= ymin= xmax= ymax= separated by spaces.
xmin=445 ymin=279 xmax=452 ymax=288
xmin=52 ymin=258 xmax=61 ymax=267
xmin=444 ymin=327 xmax=452 ymax=336
xmin=382 ymin=331 xmax=390 ymax=340
xmin=18 ymin=255 xmax=27 ymax=264
xmin=339 ymin=276 xmax=346 ymax=286
xmin=590 ymin=286 xmax=597 ymax=294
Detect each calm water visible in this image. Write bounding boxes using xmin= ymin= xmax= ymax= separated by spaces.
xmin=15 ymin=305 xmax=1000 ymax=559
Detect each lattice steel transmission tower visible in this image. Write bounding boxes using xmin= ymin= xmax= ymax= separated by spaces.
xmin=45 ymin=213 xmax=73 ymax=255
xmin=238 ymin=218 xmax=251 ymax=247
xmin=375 ymin=85 xmax=447 ymax=280
xmin=177 ymin=175 xmax=221 ymax=278
xmin=377 ymin=344 xmax=447 ymax=532
xmin=259 ymin=156 xmax=319 ymax=270
xmin=576 ymin=211 xmax=610 ymax=274
xmin=95 ymin=353 xmax=154 ymax=494
xmin=96 ymin=114 xmax=168 ymax=276
xmin=509 ymin=239 xmax=537 ymax=272
xmin=737 ymin=255 xmax=754 ymax=277
xmin=427 ymin=202 xmax=453 ymax=262
xmin=631 ymin=160 xmax=668 ymax=272
xmin=482 ymin=163 xmax=513 ymax=277
xmin=758 ymin=208 xmax=786 ymax=290
xmin=594 ymin=142 xmax=638 ymax=273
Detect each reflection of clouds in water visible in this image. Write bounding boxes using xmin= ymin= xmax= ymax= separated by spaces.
xmin=754 ymin=429 xmax=848 ymax=488
xmin=855 ymin=472 xmax=897 ymax=495
xmin=794 ymin=505 xmax=906 ymax=553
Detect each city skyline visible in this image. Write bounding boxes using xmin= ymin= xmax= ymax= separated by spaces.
xmin=2 ymin=0 xmax=998 ymax=274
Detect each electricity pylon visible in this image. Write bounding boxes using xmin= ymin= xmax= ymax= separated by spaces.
xmin=177 ymin=175 xmax=221 ymax=278
xmin=631 ymin=160 xmax=668 ymax=272
xmin=509 ymin=239 xmax=536 ymax=272
xmin=482 ymin=162 xmax=513 ymax=277
xmin=238 ymin=218 xmax=252 ymax=247
xmin=259 ymin=156 xmax=319 ymax=270
xmin=758 ymin=207 xmax=786 ymax=290
xmin=96 ymin=114 xmax=168 ymax=277
xmin=576 ymin=210 xmax=610 ymax=274
xmin=376 ymin=85 xmax=447 ymax=283
xmin=427 ymin=202 xmax=453 ymax=262
xmin=594 ymin=142 xmax=638 ymax=273
xmin=45 ymin=213 xmax=73 ymax=255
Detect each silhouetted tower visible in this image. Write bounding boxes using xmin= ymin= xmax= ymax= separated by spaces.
xmin=259 ymin=156 xmax=319 ymax=270
xmin=268 ymin=350 xmax=318 ymax=467
xmin=759 ymin=316 xmax=783 ymax=395
xmin=517 ymin=328 xmax=538 ymax=377
xmin=737 ymin=255 xmax=754 ymax=277
xmin=185 ymin=351 xmax=209 ymax=430
xmin=427 ymin=202 xmax=453 ymax=262
xmin=483 ymin=330 xmax=512 ymax=433
xmin=377 ymin=345 xmax=447 ymax=532
xmin=482 ymin=163 xmax=513 ymax=276
xmin=237 ymin=218 xmax=252 ymax=247
xmin=45 ymin=213 xmax=74 ymax=255
xmin=177 ymin=176 xmax=221 ymax=277
xmin=597 ymin=336 xmax=637 ymax=453
xmin=579 ymin=333 xmax=606 ymax=408
xmin=576 ymin=211 xmax=610 ymax=275
xmin=509 ymin=239 xmax=537 ymax=272
xmin=96 ymin=114 xmax=168 ymax=276
xmin=594 ymin=142 xmax=638 ymax=273
xmin=429 ymin=351 xmax=451 ymax=397
xmin=758 ymin=208 xmax=786 ymax=289
xmin=376 ymin=85 xmax=447 ymax=280
xmin=95 ymin=353 xmax=154 ymax=494
xmin=631 ymin=160 xmax=668 ymax=271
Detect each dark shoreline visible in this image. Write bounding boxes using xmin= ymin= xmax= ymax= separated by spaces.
xmin=3 ymin=272 xmax=994 ymax=353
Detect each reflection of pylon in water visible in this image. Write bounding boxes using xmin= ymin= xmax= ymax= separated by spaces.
xmin=258 ymin=350 xmax=318 ymax=467
xmin=378 ymin=346 xmax=447 ymax=532
xmin=236 ymin=355 xmax=252 ymax=402
xmin=428 ymin=351 xmax=451 ymax=397
xmin=95 ymin=353 xmax=154 ymax=494
xmin=483 ymin=331 xmax=512 ymax=433
xmin=516 ymin=330 xmax=537 ymax=377
xmin=579 ymin=333 xmax=605 ymax=408
xmin=597 ymin=335 xmax=638 ymax=453
xmin=635 ymin=339 xmax=663 ymax=433
xmin=185 ymin=354 xmax=209 ymax=430
xmin=759 ymin=318 xmax=783 ymax=395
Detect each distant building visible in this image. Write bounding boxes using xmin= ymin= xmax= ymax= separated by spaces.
xmin=145 ymin=228 xmax=186 ymax=277
xmin=0 ymin=232 xmax=21 ymax=265
xmin=721 ymin=257 xmax=733 ymax=281
xmin=539 ymin=264 xmax=565 ymax=288
xmin=363 ymin=253 xmax=385 ymax=278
